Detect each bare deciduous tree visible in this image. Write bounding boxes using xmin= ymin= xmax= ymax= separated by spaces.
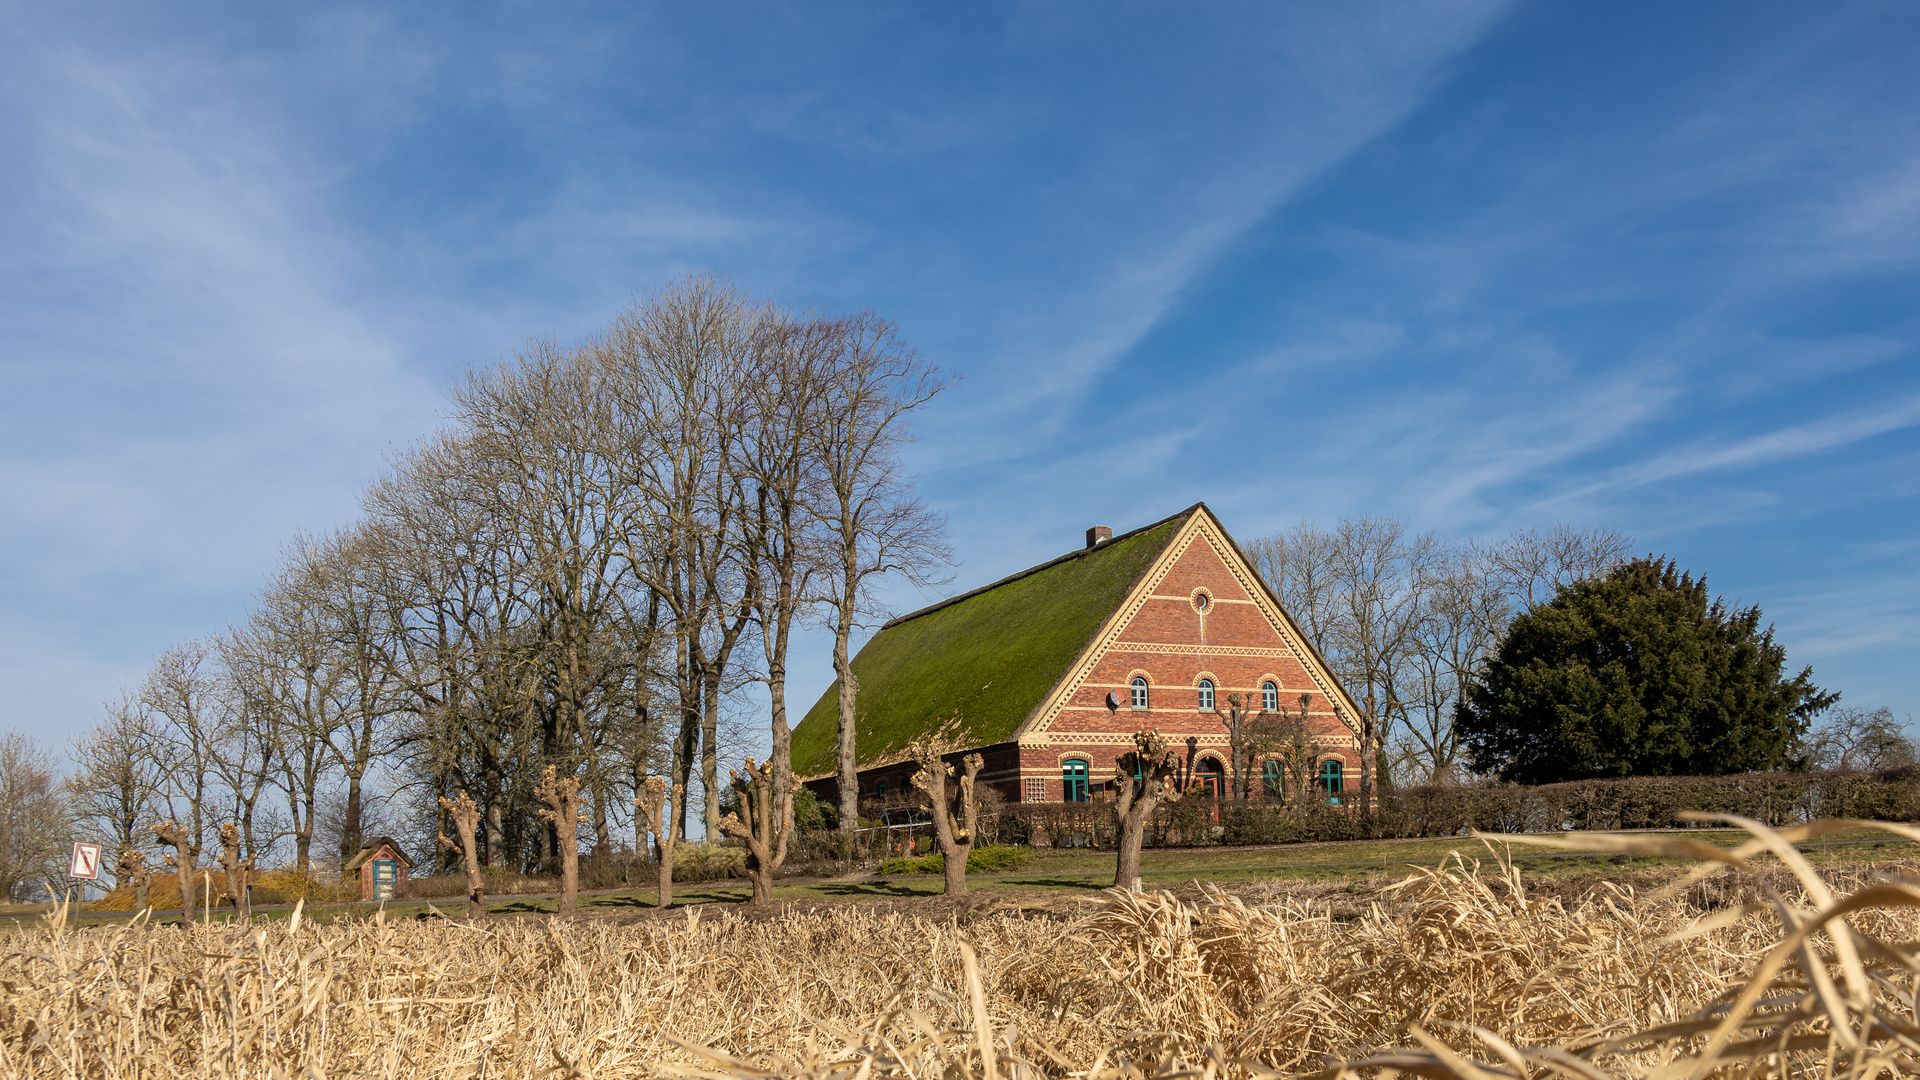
xmin=65 ymin=701 xmax=157 ymax=881
xmin=1113 ymin=730 xmax=1182 ymax=890
xmin=141 ymin=641 xmax=224 ymax=885
xmin=0 ymin=731 xmax=70 ymax=903
xmin=248 ymin=533 xmax=353 ymax=874
xmin=214 ymin=821 xmax=256 ymax=926
xmin=739 ymin=313 xmax=832 ymax=861
xmin=716 ymin=757 xmax=792 ymax=905
xmin=603 ymin=276 xmax=763 ymax=841
xmin=1254 ymin=519 xmax=1632 ymax=793
xmin=151 ymin=819 xmax=198 ymax=925
xmin=1220 ymin=692 xmax=1289 ymax=802
xmin=813 ymin=312 xmax=952 ymax=842
xmin=438 ymin=791 xmax=486 ymax=918
xmin=1479 ymin=524 xmax=1633 ymax=613
xmin=634 ymin=776 xmax=675 ymax=910
xmin=1273 ymin=694 xmax=1329 ymax=808
xmin=908 ymin=740 xmax=982 ymax=895
xmin=117 ymin=848 xmax=154 ymax=912
xmin=534 ymin=766 xmax=584 ymax=916
xmin=1804 ymin=706 xmax=1918 ymax=772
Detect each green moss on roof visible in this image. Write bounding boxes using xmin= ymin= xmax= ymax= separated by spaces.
xmin=790 ymin=511 xmax=1190 ymax=780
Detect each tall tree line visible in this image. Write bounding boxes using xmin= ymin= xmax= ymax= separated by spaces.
xmin=51 ymin=275 xmax=948 ymax=890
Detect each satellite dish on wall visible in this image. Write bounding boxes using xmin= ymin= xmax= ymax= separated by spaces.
xmin=1106 ymin=691 xmax=1121 ymax=711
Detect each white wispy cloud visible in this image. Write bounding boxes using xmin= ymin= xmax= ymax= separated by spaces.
xmin=1571 ymin=397 xmax=1920 ymax=498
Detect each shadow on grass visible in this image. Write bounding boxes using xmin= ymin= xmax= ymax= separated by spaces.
xmin=813 ymin=880 xmax=937 ymax=899
xmin=587 ymin=894 xmax=657 ymax=910
xmin=984 ymin=876 xmax=1108 ymax=891
xmin=670 ymin=889 xmax=752 ymax=906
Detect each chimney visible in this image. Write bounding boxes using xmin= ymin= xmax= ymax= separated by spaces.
xmin=1086 ymin=525 xmax=1113 ymax=549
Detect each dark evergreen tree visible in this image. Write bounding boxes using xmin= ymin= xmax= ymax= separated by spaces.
xmin=1459 ymin=557 xmax=1836 ymax=784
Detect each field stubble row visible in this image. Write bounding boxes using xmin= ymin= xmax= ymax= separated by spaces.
xmin=7 ymin=818 xmax=1920 ymax=1078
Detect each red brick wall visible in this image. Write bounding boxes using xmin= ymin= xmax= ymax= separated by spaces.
xmin=1017 ymin=530 xmax=1353 ymax=802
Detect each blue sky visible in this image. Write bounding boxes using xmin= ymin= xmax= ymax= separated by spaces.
xmin=3 ymin=1 xmax=1916 ymax=754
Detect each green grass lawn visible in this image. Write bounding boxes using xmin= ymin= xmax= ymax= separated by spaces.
xmin=9 ymin=827 xmax=1914 ymax=932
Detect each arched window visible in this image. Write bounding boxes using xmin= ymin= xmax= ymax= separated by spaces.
xmin=1262 ymin=680 xmax=1279 ymax=712
xmin=1262 ymin=759 xmax=1283 ymax=798
xmin=1197 ymin=678 xmax=1215 ymax=711
xmin=1195 ymin=757 xmax=1225 ymax=799
xmin=1130 ymin=676 xmax=1149 ymax=710
xmin=1318 ymin=759 xmax=1343 ymax=801
xmin=1062 ymin=759 xmax=1089 ymax=802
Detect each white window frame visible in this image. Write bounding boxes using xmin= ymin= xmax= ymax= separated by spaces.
xmin=1130 ymin=676 xmax=1149 ymax=710
xmin=1262 ymin=681 xmax=1279 ymax=712
xmin=1197 ymin=678 xmax=1215 ymax=711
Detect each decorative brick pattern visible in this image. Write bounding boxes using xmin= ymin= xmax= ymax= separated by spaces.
xmin=1013 ymin=511 xmax=1358 ymax=799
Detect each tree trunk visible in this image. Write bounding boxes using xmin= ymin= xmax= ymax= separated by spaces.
xmin=440 ymin=792 xmax=487 ymax=919
xmin=536 ymin=767 xmax=583 ymax=916
xmin=294 ymin=817 xmax=311 ymax=874
xmin=216 ymin=823 xmax=252 ymax=927
xmin=1115 ymin=800 xmax=1153 ymax=890
xmin=341 ymin=772 xmax=364 ymax=864
xmin=717 ymin=758 xmax=791 ymax=907
xmin=911 ymin=742 xmax=980 ymax=896
xmin=153 ymin=821 xmax=197 ymax=925
xmin=1112 ymin=731 xmax=1179 ymax=890
xmin=701 ymin=675 xmax=722 ymax=838
xmin=486 ymin=788 xmax=505 ymax=868
xmin=637 ymin=776 xmax=676 ymax=910
xmin=833 ymin=603 xmax=859 ymax=842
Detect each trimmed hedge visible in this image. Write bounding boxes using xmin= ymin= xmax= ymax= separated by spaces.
xmin=985 ymin=767 xmax=1920 ymax=850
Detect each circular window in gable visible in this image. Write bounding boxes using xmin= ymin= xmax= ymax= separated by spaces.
xmin=1190 ymin=588 xmax=1213 ymax=614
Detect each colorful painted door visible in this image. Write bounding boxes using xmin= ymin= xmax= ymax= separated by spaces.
xmin=373 ymin=858 xmax=398 ymax=900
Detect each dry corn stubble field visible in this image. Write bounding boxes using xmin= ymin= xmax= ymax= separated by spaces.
xmin=8 ymin=818 xmax=1920 ymax=1079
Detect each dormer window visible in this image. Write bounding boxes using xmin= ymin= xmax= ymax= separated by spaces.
xmin=1197 ymin=678 xmax=1215 ymax=711
xmin=1262 ymin=681 xmax=1278 ymax=712
xmin=1130 ymin=677 xmax=1149 ymax=710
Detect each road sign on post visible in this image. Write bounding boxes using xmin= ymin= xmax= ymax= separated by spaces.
xmin=69 ymin=841 xmax=102 ymax=881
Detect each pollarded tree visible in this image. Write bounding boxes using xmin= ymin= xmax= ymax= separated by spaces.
xmin=1272 ymin=694 xmax=1329 ymax=808
xmin=1459 ymin=557 xmax=1837 ymax=784
xmin=1113 ymin=730 xmax=1182 ymax=890
xmin=214 ymin=822 xmax=257 ymax=927
xmin=438 ymin=791 xmax=487 ymax=918
xmin=117 ymin=848 xmax=155 ymax=912
xmin=908 ymin=739 xmax=982 ymax=895
xmin=634 ymin=776 xmax=677 ymax=909
xmin=715 ymin=757 xmax=792 ymax=905
xmin=534 ymin=766 xmax=586 ymax=916
xmin=151 ymin=819 xmax=199 ymax=925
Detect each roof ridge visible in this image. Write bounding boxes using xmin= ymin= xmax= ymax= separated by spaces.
xmin=879 ymin=502 xmax=1203 ymax=631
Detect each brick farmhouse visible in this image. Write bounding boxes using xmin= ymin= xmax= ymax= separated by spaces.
xmin=791 ymin=503 xmax=1363 ymax=810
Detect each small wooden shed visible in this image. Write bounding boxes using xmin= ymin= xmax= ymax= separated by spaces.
xmin=343 ymin=837 xmax=415 ymax=902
